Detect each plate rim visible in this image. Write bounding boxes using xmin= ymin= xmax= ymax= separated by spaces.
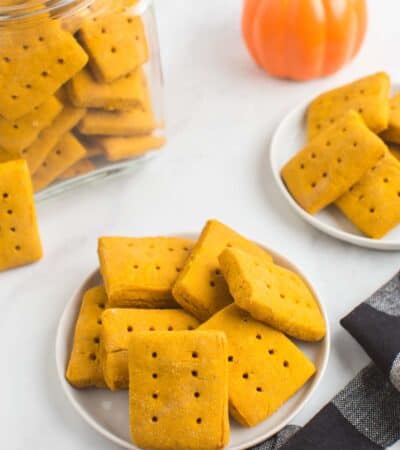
xmin=269 ymin=91 xmax=400 ymax=251
xmin=55 ymin=233 xmax=331 ymax=450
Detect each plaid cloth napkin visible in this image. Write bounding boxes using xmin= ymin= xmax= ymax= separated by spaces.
xmin=251 ymin=272 xmax=400 ymax=450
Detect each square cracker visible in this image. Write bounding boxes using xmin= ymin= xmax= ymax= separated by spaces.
xmin=129 ymin=331 xmax=229 ymax=450
xmin=68 ymin=67 xmax=149 ymax=111
xmin=101 ymin=308 xmax=199 ymax=390
xmin=66 ymin=286 xmax=108 ymax=388
xmin=199 ymin=304 xmax=316 ymax=427
xmin=380 ymin=93 xmax=400 ymax=144
xmin=23 ymin=103 xmax=86 ymax=174
xmin=95 ymin=135 xmax=165 ymax=161
xmin=78 ymin=14 xmax=148 ymax=82
xmin=58 ymin=158 xmax=95 ymax=180
xmin=0 ymin=159 xmax=42 ymax=272
xmin=0 ymin=20 xmax=88 ymax=120
xmin=172 ymin=219 xmax=273 ymax=321
xmin=281 ymin=110 xmax=387 ymax=214
xmin=0 ymin=96 xmax=62 ymax=154
xmin=219 ymin=247 xmax=326 ymax=342
xmin=336 ymin=151 xmax=400 ymax=238
xmin=98 ymin=236 xmax=194 ymax=307
xmin=307 ymin=72 xmax=390 ymax=141
xmin=77 ymin=106 xmax=156 ymax=136
xmin=32 ymin=132 xmax=86 ymax=191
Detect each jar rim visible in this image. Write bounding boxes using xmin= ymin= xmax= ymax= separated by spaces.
xmin=0 ymin=0 xmax=150 ymax=21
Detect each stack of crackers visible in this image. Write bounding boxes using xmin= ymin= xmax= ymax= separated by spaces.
xmin=66 ymin=219 xmax=326 ymax=450
xmin=282 ymin=72 xmax=400 ymax=239
xmin=0 ymin=0 xmax=164 ymax=193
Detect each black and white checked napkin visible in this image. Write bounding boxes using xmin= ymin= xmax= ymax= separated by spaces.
xmin=251 ymin=272 xmax=400 ymax=450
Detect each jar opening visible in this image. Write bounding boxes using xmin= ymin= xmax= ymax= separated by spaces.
xmin=0 ymin=0 xmax=95 ymax=21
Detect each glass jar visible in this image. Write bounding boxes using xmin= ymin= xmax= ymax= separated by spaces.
xmin=0 ymin=0 xmax=165 ymax=200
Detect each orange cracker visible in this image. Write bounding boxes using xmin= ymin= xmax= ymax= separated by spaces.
xmin=199 ymin=304 xmax=316 ymax=427
xmin=95 ymin=135 xmax=165 ymax=161
xmin=32 ymin=132 xmax=86 ymax=191
xmin=0 ymin=159 xmax=42 ymax=272
xmin=98 ymin=236 xmax=194 ymax=307
xmin=66 ymin=286 xmax=108 ymax=388
xmin=281 ymin=110 xmax=387 ymax=214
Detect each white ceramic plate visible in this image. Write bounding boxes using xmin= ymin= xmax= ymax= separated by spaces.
xmin=270 ymin=83 xmax=400 ymax=250
xmin=55 ymin=234 xmax=330 ymax=450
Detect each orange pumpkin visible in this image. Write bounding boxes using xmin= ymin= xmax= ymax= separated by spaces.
xmin=242 ymin=0 xmax=367 ymax=81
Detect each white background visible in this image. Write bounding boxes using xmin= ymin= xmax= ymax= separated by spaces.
xmin=1 ymin=0 xmax=400 ymax=448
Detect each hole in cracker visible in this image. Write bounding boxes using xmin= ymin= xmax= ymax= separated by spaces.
xmin=3 ymin=192 xmax=8 ymax=198
xmin=322 ymin=172 xmax=328 ymax=178
xmin=168 ymin=247 xmax=174 ymax=252
xmin=111 ymin=47 xmax=117 ymax=53
xmin=7 ymin=209 xmax=12 ymax=215
xmin=228 ymin=355 xmax=234 ymax=362
xmin=22 ymin=44 xmax=29 ymax=50
xmin=10 ymin=227 xmax=16 ymax=232
xmin=155 ymin=265 xmax=161 ymax=270
xmin=152 ymin=416 xmax=158 ymax=422
xmin=344 ymin=95 xmax=349 ymax=101
xmin=57 ymin=58 xmax=65 ymax=64
xmin=311 ymin=153 xmax=316 ymax=158
xmin=256 ymin=387 xmax=263 ymax=392
xmin=227 ymin=243 xmax=233 ymax=248
xmin=97 ymin=319 xmax=102 ymax=325
xmin=369 ymin=208 xmax=375 ymax=213
xmin=372 ymin=166 xmax=377 ymax=171
xmin=209 ymin=280 xmax=216 ymax=287
xmin=133 ymin=264 xmax=139 ymax=269
xmin=176 ymin=267 xmax=181 ymax=272
xmin=191 ymin=370 xmax=198 ymax=377
xmin=192 ymin=351 xmax=198 ymax=358
xmin=342 ymin=128 xmax=347 ymax=132
xmin=360 ymin=89 xmax=365 ymax=94
xmin=300 ymin=164 xmax=305 ymax=169
xmin=194 ymin=391 xmax=200 ymax=398
xmin=283 ymin=360 xmax=289 ymax=368
xmin=268 ymin=349 xmax=275 ymax=355
xmin=93 ymin=337 xmax=100 ymax=344
xmin=256 ymin=334 xmax=262 ymax=340
xmin=127 ymin=17 xmax=133 ymax=23
xmin=98 ymin=303 xmax=105 ymax=309
xmin=127 ymin=326 xmax=133 ymax=332
xmin=149 ymin=326 xmax=155 ymax=331
xmin=168 ymin=326 xmax=173 ymax=331
xmin=215 ymin=269 xmax=221 ymax=275
xmin=384 ymin=178 xmax=389 ymax=183
xmin=329 ymin=118 xmax=335 ymax=124
xmin=325 ymin=141 xmax=331 ymax=147
xmin=3 ymin=56 xmax=10 ymax=63
xmin=135 ymin=35 xmax=140 ymax=41
xmin=101 ymin=27 xmax=106 ymax=33
xmin=311 ymin=182 xmax=316 ymax=188
xmin=89 ymin=353 xmax=96 ymax=361
xmin=280 ymin=293 xmax=285 ymax=299
xmin=41 ymin=71 xmax=49 ymax=77
xmin=15 ymin=245 xmax=21 ymax=251
xmin=42 ymin=162 xmax=47 ymax=167
xmin=359 ymin=195 xmax=364 ymax=200
xmin=152 ymin=393 xmax=158 ymax=399
xmin=316 ymin=124 xmax=321 ymax=130
xmin=196 ymin=418 xmax=202 ymax=424
xmin=358 ymin=108 xmax=363 ymax=114
xmin=242 ymin=372 xmax=249 ymax=379
xmin=187 ymin=325 xmax=194 ymax=330
xmin=152 ymin=373 xmax=158 ymax=379
xmin=337 ymin=158 xmax=342 ymax=163
xmin=152 ymin=352 xmax=157 ymax=358
xmin=353 ymin=141 xmax=358 ymax=147
xmin=11 ymin=95 xmax=18 ymax=100
xmin=38 ymin=36 xmax=44 ymax=42
xmin=25 ymin=84 xmax=32 ymax=89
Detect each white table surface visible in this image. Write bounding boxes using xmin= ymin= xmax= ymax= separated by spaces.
xmin=2 ymin=0 xmax=400 ymax=449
